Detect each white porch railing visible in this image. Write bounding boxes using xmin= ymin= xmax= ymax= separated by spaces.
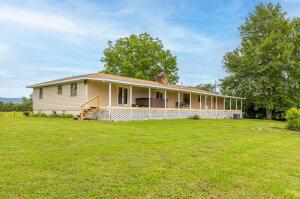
xmin=90 ymin=106 xmax=242 ymax=121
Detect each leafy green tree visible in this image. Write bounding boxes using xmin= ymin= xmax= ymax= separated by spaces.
xmin=196 ymin=83 xmax=216 ymax=92
xmin=101 ymin=33 xmax=179 ymax=84
xmin=220 ymin=3 xmax=300 ymax=119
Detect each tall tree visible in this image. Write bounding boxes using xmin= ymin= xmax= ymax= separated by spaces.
xmin=196 ymin=83 xmax=216 ymax=92
xmin=221 ymin=3 xmax=300 ymax=119
xmin=101 ymin=33 xmax=179 ymax=84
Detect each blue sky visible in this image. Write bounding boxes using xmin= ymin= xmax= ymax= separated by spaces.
xmin=0 ymin=0 xmax=299 ymax=97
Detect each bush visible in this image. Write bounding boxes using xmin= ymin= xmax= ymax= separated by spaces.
xmin=32 ymin=113 xmax=47 ymax=117
xmin=48 ymin=114 xmax=73 ymax=118
xmin=60 ymin=114 xmax=73 ymax=118
xmin=189 ymin=115 xmax=200 ymax=120
xmin=286 ymin=108 xmax=300 ymax=131
xmin=23 ymin=111 xmax=30 ymax=117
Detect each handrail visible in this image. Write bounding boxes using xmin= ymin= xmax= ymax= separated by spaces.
xmin=79 ymin=95 xmax=100 ymax=120
xmin=80 ymin=95 xmax=100 ymax=108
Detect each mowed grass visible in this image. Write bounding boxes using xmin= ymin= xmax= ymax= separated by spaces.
xmin=0 ymin=116 xmax=299 ymax=198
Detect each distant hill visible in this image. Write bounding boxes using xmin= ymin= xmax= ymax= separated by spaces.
xmin=0 ymin=97 xmax=22 ymax=103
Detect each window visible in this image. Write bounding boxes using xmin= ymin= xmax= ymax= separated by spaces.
xmin=118 ymin=87 xmax=128 ymax=105
xmin=70 ymin=83 xmax=77 ymax=97
xmin=39 ymin=88 xmax=43 ymax=99
xmin=156 ymin=91 xmax=163 ymax=99
xmin=57 ymin=85 xmax=62 ymax=95
xmin=198 ymin=95 xmax=201 ymax=102
xmin=183 ymin=94 xmax=190 ymax=105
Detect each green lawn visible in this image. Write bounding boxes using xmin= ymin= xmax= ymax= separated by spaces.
xmin=0 ymin=116 xmax=299 ymax=198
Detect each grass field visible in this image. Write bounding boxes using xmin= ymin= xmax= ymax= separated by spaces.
xmin=0 ymin=115 xmax=299 ymax=198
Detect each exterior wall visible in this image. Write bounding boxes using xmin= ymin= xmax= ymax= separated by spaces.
xmin=32 ymin=81 xmax=86 ymax=115
xmin=31 ymin=79 xmax=238 ymax=118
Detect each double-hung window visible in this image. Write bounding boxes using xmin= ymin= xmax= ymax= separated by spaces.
xmin=71 ymin=83 xmax=77 ymax=97
xmin=118 ymin=87 xmax=128 ymax=105
xmin=57 ymin=85 xmax=62 ymax=95
xmin=39 ymin=88 xmax=43 ymax=99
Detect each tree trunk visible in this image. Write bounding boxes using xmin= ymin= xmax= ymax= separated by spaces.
xmin=266 ymin=109 xmax=272 ymax=120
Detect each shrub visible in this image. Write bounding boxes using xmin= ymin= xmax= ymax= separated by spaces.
xmin=189 ymin=115 xmax=200 ymax=120
xmin=32 ymin=113 xmax=47 ymax=117
xmin=60 ymin=114 xmax=73 ymax=118
xmin=23 ymin=111 xmax=30 ymax=117
xmin=286 ymin=108 xmax=300 ymax=131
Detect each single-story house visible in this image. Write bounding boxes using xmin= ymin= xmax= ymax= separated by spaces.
xmin=27 ymin=73 xmax=244 ymax=121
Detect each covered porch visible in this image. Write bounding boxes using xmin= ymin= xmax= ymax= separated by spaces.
xmin=81 ymin=80 xmax=243 ymax=121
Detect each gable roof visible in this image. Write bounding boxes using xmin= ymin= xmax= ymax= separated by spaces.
xmin=27 ymin=72 xmax=245 ymax=99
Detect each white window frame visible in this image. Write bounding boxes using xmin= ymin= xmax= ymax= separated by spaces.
xmin=117 ymin=86 xmax=129 ymax=106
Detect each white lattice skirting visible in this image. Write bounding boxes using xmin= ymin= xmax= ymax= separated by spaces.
xmin=90 ymin=108 xmax=242 ymax=121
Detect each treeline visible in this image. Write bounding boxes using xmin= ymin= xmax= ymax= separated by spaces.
xmin=0 ymin=97 xmax=32 ymax=112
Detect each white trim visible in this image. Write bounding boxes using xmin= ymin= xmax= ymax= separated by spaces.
xmin=27 ymin=77 xmax=245 ymax=99
xmin=108 ymin=83 xmax=112 ymax=120
xmin=85 ymin=81 xmax=88 ymax=109
xmin=129 ymin=86 xmax=132 ymax=107
xmin=177 ymin=92 xmax=180 ymax=109
xmin=164 ymin=90 xmax=167 ymax=119
xmin=148 ymin=88 xmax=151 ymax=118
xmin=241 ymin=99 xmax=243 ymax=111
xmin=199 ymin=94 xmax=202 ymax=110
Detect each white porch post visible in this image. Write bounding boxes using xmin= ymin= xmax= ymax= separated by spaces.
xmin=199 ymin=94 xmax=202 ymax=117
xmin=164 ymin=90 xmax=167 ymax=119
xmin=241 ymin=99 xmax=243 ymax=111
xmin=199 ymin=94 xmax=202 ymax=110
xmin=223 ymin=97 xmax=226 ymax=118
xmin=129 ymin=86 xmax=132 ymax=107
xmin=177 ymin=92 xmax=180 ymax=109
xmin=189 ymin=93 xmax=192 ymax=109
xmin=108 ymin=82 xmax=111 ymax=120
xmin=215 ymin=96 xmax=218 ymax=118
xmin=148 ymin=88 xmax=151 ymax=119
xmin=205 ymin=95 xmax=208 ymax=117
xmin=129 ymin=85 xmax=133 ymax=120
xmin=85 ymin=80 xmax=88 ymax=109
xmin=241 ymin=99 xmax=243 ymax=118
xmin=211 ymin=96 xmax=213 ymax=110
xmin=236 ymin=98 xmax=238 ymax=110
xmin=189 ymin=93 xmax=192 ymax=116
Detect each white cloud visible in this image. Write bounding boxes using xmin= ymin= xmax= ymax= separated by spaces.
xmin=0 ymin=6 xmax=87 ymax=35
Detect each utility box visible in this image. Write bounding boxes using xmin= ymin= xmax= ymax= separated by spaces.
xmin=233 ymin=114 xmax=241 ymax=120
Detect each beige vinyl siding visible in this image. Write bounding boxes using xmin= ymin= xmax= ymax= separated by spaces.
xmin=32 ymin=81 xmax=86 ymax=115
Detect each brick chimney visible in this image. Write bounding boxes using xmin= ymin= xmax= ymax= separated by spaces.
xmin=156 ymin=73 xmax=168 ymax=85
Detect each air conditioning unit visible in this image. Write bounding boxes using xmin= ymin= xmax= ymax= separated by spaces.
xmin=233 ymin=114 xmax=241 ymax=120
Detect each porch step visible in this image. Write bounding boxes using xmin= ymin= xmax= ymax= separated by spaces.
xmin=74 ymin=106 xmax=99 ymax=120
